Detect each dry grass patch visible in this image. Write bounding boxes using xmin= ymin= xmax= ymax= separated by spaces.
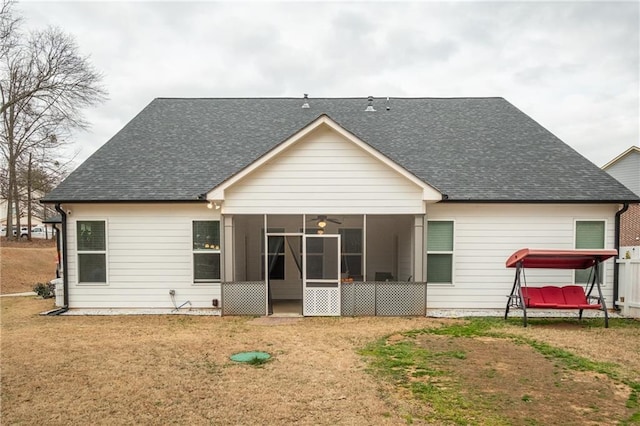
xmin=1 ymin=297 xmax=441 ymax=425
xmin=1 ymin=238 xmax=57 ymax=294
xmin=2 ymin=299 xmax=639 ymax=425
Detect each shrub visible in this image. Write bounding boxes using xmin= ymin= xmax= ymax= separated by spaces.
xmin=33 ymin=282 xmax=55 ymax=298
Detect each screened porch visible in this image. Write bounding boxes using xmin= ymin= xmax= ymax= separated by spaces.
xmin=221 ymin=214 xmax=429 ymax=316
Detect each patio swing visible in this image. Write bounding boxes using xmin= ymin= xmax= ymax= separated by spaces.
xmin=504 ymin=248 xmax=617 ymax=327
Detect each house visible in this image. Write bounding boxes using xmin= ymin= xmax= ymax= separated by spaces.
xmin=602 ymin=146 xmax=640 ymax=317
xmin=42 ymin=96 xmax=640 ymax=316
xmin=1 ymin=189 xmax=56 ymax=238
xmin=602 ymin=146 xmax=640 ymax=258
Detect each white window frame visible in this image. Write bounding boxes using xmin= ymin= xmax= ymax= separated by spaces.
xmin=192 ymin=220 xmax=221 ymax=284
xmin=76 ymin=219 xmax=108 ymax=286
xmin=426 ymin=219 xmax=455 ymax=286
xmin=574 ymin=219 xmax=607 ymax=286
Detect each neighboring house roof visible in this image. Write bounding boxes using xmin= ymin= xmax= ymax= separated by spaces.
xmin=602 ymin=145 xmax=640 ymax=198
xmin=42 ymin=97 xmax=640 ymax=203
xmin=602 ymin=145 xmax=640 ymax=170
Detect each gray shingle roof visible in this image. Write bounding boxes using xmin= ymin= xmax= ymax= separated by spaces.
xmin=43 ymin=97 xmax=640 ymax=203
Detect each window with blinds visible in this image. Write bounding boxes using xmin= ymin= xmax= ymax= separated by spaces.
xmin=575 ymin=220 xmax=605 ymax=284
xmin=427 ymin=221 xmax=454 ymax=284
xmin=193 ymin=221 xmax=220 ymax=282
xmin=77 ymin=221 xmax=107 ymax=284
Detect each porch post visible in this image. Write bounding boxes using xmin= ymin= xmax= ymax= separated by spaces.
xmin=413 ymin=215 xmax=425 ymax=282
xmin=223 ymin=215 xmax=234 ymax=282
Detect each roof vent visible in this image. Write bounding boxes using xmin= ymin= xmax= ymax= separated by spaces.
xmin=385 ymin=97 xmax=390 ymax=111
xmin=301 ymin=93 xmax=310 ymax=109
xmin=365 ymin=96 xmax=376 ymax=112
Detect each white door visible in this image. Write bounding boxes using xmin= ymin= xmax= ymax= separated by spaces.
xmin=303 ymin=234 xmax=341 ymax=316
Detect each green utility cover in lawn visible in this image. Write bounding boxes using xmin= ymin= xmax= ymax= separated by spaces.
xmin=230 ymin=351 xmax=271 ymax=363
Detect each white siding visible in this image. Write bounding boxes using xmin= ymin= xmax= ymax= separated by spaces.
xmin=64 ymin=203 xmax=221 ymax=309
xmin=426 ymin=203 xmax=619 ymax=309
xmin=605 ymin=151 xmax=640 ymax=196
xmin=223 ymin=126 xmax=425 ymax=214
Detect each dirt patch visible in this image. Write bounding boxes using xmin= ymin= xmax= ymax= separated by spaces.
xmin=0 ymin=240 xmax=57 ymax=294
xmin=404 ymin=333 xmax=634 ymax=425
xmin=249 ymin=316 xmax=303 ymax=325
xmin=505 ymin=321 xmax=640 ymax=383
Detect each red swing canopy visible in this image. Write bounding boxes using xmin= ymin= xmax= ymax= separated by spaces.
xmin=505 ymin=249 xmax=618 ymax=269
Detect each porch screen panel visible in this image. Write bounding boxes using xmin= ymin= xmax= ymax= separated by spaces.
xmin=339 ymin=228 xmax=362 ymax=278
xmin=427 ymin=221 xmax=453 ymax=283
xmin=575 ymin=221 xmax=604 ymax=284
xmin=262 ymin=229 xmax=285 ymax=280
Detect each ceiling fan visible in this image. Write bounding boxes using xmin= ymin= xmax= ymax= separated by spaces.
xmin=307 ymin=215 xmax=342 ymax=228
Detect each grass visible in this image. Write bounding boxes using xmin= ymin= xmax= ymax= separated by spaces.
xmin=360 ymin=317 xmax=640 ymax=425
xmin=360 ymin=334 xmax=508 ymax=425
xmin=0 ymin=239 xmax=57 ymax=294
xmin=2 ymin=297 xmax=639 ymax=425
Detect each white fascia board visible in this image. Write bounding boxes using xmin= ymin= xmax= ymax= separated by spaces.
xmin=206 ymin=114 xmax=443 ymax=202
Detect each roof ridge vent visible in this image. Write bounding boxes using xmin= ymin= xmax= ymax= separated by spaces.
xmin=301 ymin=93 xmax=310 ymax=109
xmin=365 ymin=96 xmax=376 ymax=112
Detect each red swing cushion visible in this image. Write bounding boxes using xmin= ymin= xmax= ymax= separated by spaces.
xmin=561 ymin=285 xmax=601 ymax=309
xmin=521 ymin=287 xmax=557 ymax=308
xmin=521 ymin=285 xmax=601 ymax=309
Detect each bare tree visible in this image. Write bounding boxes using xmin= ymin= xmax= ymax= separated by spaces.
xmin=0 ymin=0 xmax=20 ymax=61
xmin=1 ymin=1 xmax=106 ymax=239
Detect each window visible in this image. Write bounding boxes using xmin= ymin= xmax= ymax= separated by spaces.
xmin=262 ymin=228 xmax=285 ymax=280
xmin=339 ymin=228 xmax=362 ymax=278
xmin=575 ymin=220 xmax=605 ymax=284
xmin=193 ymin=221 xmax=220 ymax=282
xmin=427 ymin=221 xmax=454 ymax=284
xmin=77 ymin=221 xmax=107 ymax=284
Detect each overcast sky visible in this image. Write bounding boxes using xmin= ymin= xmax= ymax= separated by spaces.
xmin=17 ymin=1 xmax=640 ymax=168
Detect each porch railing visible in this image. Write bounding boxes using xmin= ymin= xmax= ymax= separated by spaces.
xmin=341 ymin=281 xmax=427 ymax=316
xmin=221 ymin=281 xmax=428 ymax=316
xmin=617 ymin=259 xmax=640 ymax=318
xmin=221 ymin=281 xmax=266 ymax=316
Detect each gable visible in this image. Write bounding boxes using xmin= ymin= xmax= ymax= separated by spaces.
xmin=602 ymin=148 xmax=640 ymax=196
xmin=210 ymin=117 xmax=441 ymax=214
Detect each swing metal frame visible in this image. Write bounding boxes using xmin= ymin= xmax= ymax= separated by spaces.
xmin=504 ymin=248 xmax=617 ymax=327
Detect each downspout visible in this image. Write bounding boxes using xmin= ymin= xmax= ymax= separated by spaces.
xmin=49 ymin=204 xmax=69 ymax=315
xmin=613 ymin=202 xmax=629 ymax=310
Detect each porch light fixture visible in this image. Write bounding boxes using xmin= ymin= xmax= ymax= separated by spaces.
xmin=207 ymin=201 xmax=221 ymax=210
xmin=317 ymin=219 xmax=327 ymax=228
xmin=317 ymin=229 xmax=324 ymax=235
